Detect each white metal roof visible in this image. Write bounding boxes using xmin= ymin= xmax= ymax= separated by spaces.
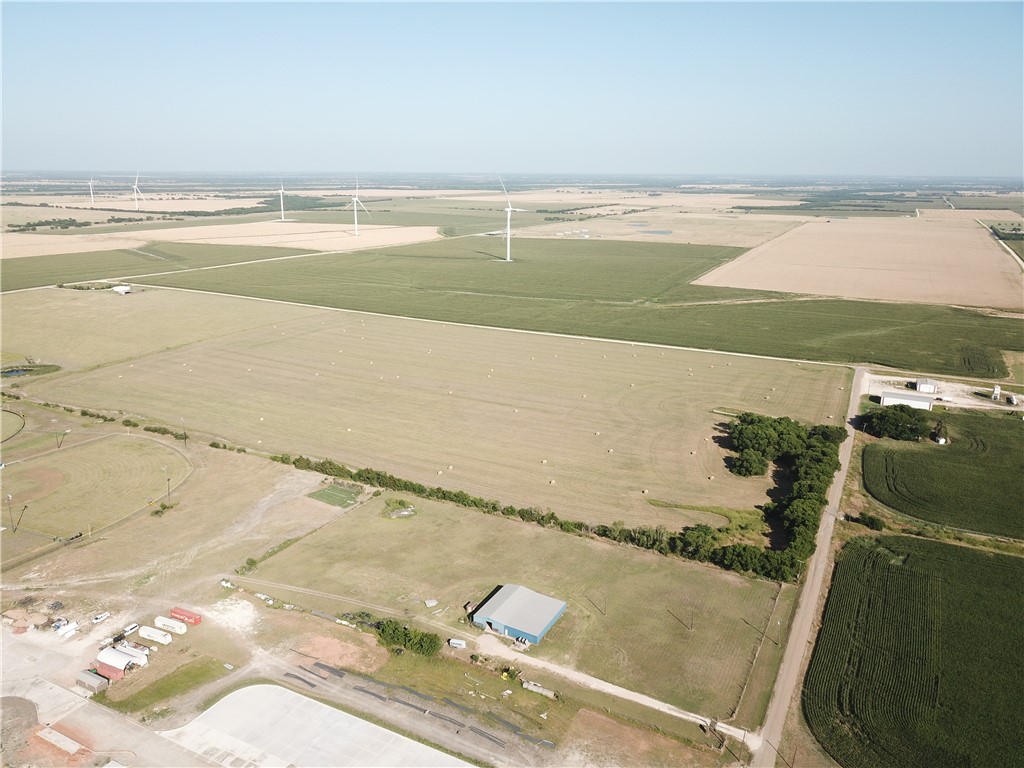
xmin=881 ymin=391 xmax=934 ymax=404
xmin=96 ymin=646 xmax=137 ymax=670
xmin=473 ymin=584 xmax=566 ymax=637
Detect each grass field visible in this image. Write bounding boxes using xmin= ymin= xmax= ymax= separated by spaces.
xmin=862 ymin=410 xmax=1024 ymax=538
xmin=133 ymin=239 xmax=1024 ymax=377
xmin=256 ymin=493 xmax=794 ymax=722
xmin=0 ymin=434 xmax=191 ymax=538
xmin=2 ymin=409 xmax=25 ymax=441
xmin=803 ymin=535 xmax=1024 ymax=768
xmin=22 ymin=302 xmax=850 ymax=529
xmin=309 ymin=483 xmax=359 ymax=507
xmin=1 ymin=242 xmax=306 ymax=291
xmin=96 ymin=656 xmax=229 ymax=712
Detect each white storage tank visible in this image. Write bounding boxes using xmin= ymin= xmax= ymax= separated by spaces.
xmin=138 ymin=626 xmax=172 ymax=645
xmin=154 ymin=616 xmax=188 ymax=635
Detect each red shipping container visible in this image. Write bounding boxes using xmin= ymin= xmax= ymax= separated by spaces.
xmin=170 ymin=607 xmax=201 ymax=625
xmin=93 ymin=661 xmax=125 ymax=681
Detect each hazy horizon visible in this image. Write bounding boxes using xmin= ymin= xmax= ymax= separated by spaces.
xmin=3 ymin=2 xmax=1022 ymax=178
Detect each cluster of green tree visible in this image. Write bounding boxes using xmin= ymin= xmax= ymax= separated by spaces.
xmin=143 ymin=425 xmax=189 ymax=442
xmin=992 ymin=225 xmax=1024 ymax=241
xmin=106 ymin=216 xmax=145 ymax=223
xmin=861 ymin=404 xmax=929 ymax=441
xmin=375 ymin=618 xmax=443 ymax=657
xmin=209 ymin=441 xmax=247 ymax=453
xmin=7 ymin=218 xmax=90 ymax=232
xmin=122 ymin=419 xmax=139 ymax=428
xmin=80 ymin=408 xmax=116 ymax=423
xmin=57 ymin=282 xmax=119 ymax=291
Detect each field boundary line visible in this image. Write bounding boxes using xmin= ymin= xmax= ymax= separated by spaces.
xmin=125 ymin=283 xmax=854 ymax=370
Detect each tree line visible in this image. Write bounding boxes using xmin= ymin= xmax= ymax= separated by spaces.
xmin=270 ymin=415 xmax=846 ymax=583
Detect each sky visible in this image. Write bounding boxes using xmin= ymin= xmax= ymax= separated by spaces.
xmin=2 ymin=1 xmax=1022 ymax=177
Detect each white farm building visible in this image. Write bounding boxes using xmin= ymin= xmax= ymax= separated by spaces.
xmin=915 ymin=379 xmax=939 ymax=394
xmin=880 ymin=392 xmax=934 ymax=411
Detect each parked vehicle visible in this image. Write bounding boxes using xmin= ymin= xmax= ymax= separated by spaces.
xmin=92 ymin=612 xmax=110 ymax=624
xmin=123 ymin=623 xmax=140 ymax=635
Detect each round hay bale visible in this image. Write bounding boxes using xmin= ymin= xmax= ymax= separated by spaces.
xmin=709 ymin=475 xmax=715 ymax=480
xmin=607 ymin=448 xmax=614 ymax=453
xmin=437 ymin=470 xmax=443 ymax=475
xmin=549 ymin=480 xmax=556 ymax=485
xmin=541 ymin=459 xmax=547 ymax=464
xmin=448 ymin=465 xmax=454 ymax=470
xmin=641 ymin=489 xmax=648 ymax=495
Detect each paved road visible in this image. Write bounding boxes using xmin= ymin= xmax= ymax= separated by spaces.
xmin=750 ymin=365 xmax=866 ymax=768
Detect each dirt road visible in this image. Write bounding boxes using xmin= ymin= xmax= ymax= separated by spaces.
xmin=750 ymin=366 xmax=866 ymax=767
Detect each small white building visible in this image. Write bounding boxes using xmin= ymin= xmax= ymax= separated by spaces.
xmin=111 ymin=285 xmax=131 ymax=295
xmin=915 ymin=379 xmax=938 ymax=394
xmin=880 ymin=392 xmax=934 ymax=411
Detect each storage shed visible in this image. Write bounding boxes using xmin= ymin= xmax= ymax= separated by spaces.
xmin=471 ymin=584 xmax=566 ymax=645
xmin=96 ymin=647 xmax=137 ymax=672
xmin=915 ymin=379 xmax=939 ymax=394
xmin=880 ymin=392 xmax=933 ymax=411
xmin=76 ymin=670 xmax=109 ymax=693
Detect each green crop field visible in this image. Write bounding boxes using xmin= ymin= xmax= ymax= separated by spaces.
xmin=256 ymin=493 xmax=794 ymax=723
xmin=135 ymin=237 xmax=1024 ymax=377
xmin=803 ymin=536 xmax=1024 ymax=768
xmin=1 ymin=242 xmax=307 ymax=292
xmin=862 ymin=410 xmax=1024 ymax=538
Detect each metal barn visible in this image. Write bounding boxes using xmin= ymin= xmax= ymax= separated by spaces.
xmin=471 ymin=584 xmax=567 ymax=645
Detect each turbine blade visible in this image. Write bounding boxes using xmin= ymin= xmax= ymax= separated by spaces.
xmin=497 ymin=174 xmax=511 ymax=206
xmin=358 ymin=199 xmax=371 ymax=217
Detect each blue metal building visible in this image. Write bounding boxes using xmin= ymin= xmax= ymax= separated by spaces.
xmin=471 ymin=584 xmax=567 ymax=645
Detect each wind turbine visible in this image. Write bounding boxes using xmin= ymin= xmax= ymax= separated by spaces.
xmin=499 ymin=175 xmax=526 ymax=262
xmin=278 ymin=181 xmax=285 ymax=222
xmin=88 ymin=177 xmax=95 ymax=205
xmin=132 ymin=172 xmax=145 ymax=211
xmin=346 ymin=176 xmax=371 ymax=236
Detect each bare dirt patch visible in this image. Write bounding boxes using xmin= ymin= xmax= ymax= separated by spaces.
xmin=694 ymin=216 xmax=1024 ymax=309
xmin=294 ymin=632 xmax=388 ymax=674
xmin=918 ymin=208 xmax=1022 ymax=221
xmin=556 ymin=709 xmax=722 ymax=767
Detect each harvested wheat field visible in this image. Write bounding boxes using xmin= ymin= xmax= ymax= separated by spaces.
xmin=695 ymin=216 xmax=1024 ymax=309
xmin=522 ymin=209 xmax=807 ymax=248
xmin=19 ymin=290 xmax=850 ymax=529
xmin=918 ymin=208 xmax=1023 ymax=221
xmin=1 ymin=221 xmax=441 ymax=259
xmin=452 ymin=189 xmax=796 ymax=211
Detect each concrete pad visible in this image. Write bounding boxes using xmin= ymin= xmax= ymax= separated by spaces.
xmin=162 ymin=684 xmax=470 ymax=767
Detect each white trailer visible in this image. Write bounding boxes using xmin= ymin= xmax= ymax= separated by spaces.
xmin=56 ymin=621 xmax=79 ymax=638
xmin=115 ymin=643 xmax=149 ymax=666
xmin=138 ymin=626 xmax=172 ymax=645
xmin=154 ymin=616 xmax=188 ymax=635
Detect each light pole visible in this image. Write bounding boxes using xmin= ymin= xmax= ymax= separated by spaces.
xmin=5 ymin=494 xmax=12 ymax=530
xmin=181 ymin=416 xmax=187 ymax=447
xmin=56 ymin=429 xmax=71 ymax=449
xmin=162 ymin=466 xmax=170 ymax=502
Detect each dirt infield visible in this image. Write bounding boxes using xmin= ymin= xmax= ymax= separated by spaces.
xmin=694 ymin=217 xmax=1024 ymax=309
xmin=521 ymin=210 xmax=807 ymax=247
xmin=19 ymin=291 xmax=850 ymax=528
xmin=1 ymin=222 xmax=442 ymax=259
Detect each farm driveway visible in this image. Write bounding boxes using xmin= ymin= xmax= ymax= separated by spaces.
xmin=750 ymin=366 xmax=867 ymax=768
xmin=474 ymin=634 xmax=760 ymax=750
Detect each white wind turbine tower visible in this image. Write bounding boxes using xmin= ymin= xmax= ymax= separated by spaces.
xmin=88 ymin=177 xmax=95 ymax=205
xmin=499 ymin=175 xmax=526 ymax=262
xmin=347 ymin=176 xmax=371 ymax=236
xmin=132 ymin=172 xmax=145 ymax=211
xmin=278 ymin=181 xmax=285 ymax=222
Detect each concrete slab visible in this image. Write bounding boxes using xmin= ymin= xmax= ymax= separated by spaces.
xmin=162 ymin=684 xmax=471 ymax=767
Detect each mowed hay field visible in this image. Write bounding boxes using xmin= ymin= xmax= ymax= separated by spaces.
xmin=695 ymin=217 xmax=1024 ymax=309
xmin=257 ymin=493 xmax=791 ymax=719
xmin=0 ymin=434 xmax=191 ymax=539
xmin=22 ymin=299 xmax=851 ymax=528
xmin=1 ymin=287 xmax=327 ymax=371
